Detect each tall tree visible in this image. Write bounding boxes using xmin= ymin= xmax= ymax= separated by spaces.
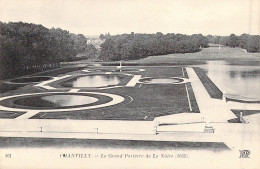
xmin=228 ymin=34 xmax=239 ymax=47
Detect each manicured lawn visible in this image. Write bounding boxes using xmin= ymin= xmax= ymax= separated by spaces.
xmin=0 ymin=82 xmax=26 ymax=94
xmin=32 ymin=67 xmax=85 ymax=76
xmin=0 ymin=66 xmax=200 ymax=121
xmin=193 ymin=67 xmax=223 ymax=99
xmin=0 ymin=67 xmax=84 ymax=94
xmin=32 ymin=83 xmax=190 ymax=120
xmin=125 ymin=46 xmax=260 ymax=65
xmin=9 ymin=76 xmax=52 ymax=83
xmin=0 ymin=110 xmax=26 ymax=119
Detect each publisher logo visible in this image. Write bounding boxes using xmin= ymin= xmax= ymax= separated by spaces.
xmin=239 ymin=150 xmax=250 ymax=158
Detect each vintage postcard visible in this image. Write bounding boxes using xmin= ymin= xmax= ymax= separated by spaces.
xmin=0 ymin=0 xmax=259 ymax=168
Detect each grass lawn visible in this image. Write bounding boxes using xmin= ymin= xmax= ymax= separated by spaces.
xmin=32 ymin=83 xmax=190 ymax=120
xmin=0 ymin=67 xmax=84 ymax=94
xmin=125 ymin=46 xmax=260 ymax=65
xmin=9 ymin=76 xmax=52 ymax=83
xmin=0 ymin=82 xmax=26 ymax=94
xmin=0 ymin=110 xmax=26 ymax=119
xmin=0 ymin=66 xmax=199 ymax=121
xmin=193 ymin=67 xmax=223 ymax=99
xmin=32 ymin=67 xmax=85 ymax=76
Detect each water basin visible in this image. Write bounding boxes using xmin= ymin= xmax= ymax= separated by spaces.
xmin=62 ymin=75 xmax=122 ymax=88
xmin=199 ymin=60 xmax=260 ymax=100
xmin=14 ymin=94 xmax=99 ymax=108
xmin=41 ymin=95 xmax=98 ymax=107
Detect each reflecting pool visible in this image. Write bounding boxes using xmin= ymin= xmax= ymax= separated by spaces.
xmin=199 ymin=61 xmax=260 ymax=100
xmin=41 ymin=95 xmax=98 ymax=107
xmin=67 ymin=75 xmax=122 ymax=88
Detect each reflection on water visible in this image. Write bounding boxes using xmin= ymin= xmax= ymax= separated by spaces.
xmin=71 ymin=75 xmax=121 ymax=87
xmin=42 ymin=95 xmax=98 ymax=106
xmin=144 ymin=78 xmax=180 ymax=84
xmin=199 ymin=61 xmax=260 ymax=100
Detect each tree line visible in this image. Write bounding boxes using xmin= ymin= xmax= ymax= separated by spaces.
xmin=0 ymin=21 xmax=87 ymax=79
xmin=2 ymin=21 xmax=259 ymax=80
xmin=99 ymin=33 xmax=208 ymax=61
xmin=206 ymin=34 xmax=260 ymax=53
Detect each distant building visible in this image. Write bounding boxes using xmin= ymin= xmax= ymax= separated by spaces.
xmin=76 ymin=38 xmax=105 ymax=58
xmin=86 ymin=38 xmax=105 ymax=49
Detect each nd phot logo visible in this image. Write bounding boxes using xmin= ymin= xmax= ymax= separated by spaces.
xmin=239 ymin=150 xmax=251 ymax=158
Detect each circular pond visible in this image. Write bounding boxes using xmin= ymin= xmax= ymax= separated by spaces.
xmin=9 ymin=76 xmax=52 ymax=83
xmin=13 ymin=95 xmax=99 ymax=108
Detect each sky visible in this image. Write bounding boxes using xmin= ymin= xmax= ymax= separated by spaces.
xmin=0 ymin=0 xmax=259 ymax=36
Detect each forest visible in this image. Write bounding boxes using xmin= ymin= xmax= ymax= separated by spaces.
xmin=99 ymin=33 xmax=208 ymax=61
xmin=1 ymin=21 xmax=259 ymax=80
xmin=0 ymin=22 xmax=86 ymax=79
xmin=206 ymin=34 xmax=260 ymax=52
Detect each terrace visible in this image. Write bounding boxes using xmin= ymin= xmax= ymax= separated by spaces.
xmin=0 ymin=62 xmax=259 ymax=153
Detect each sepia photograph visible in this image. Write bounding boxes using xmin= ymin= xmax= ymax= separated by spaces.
xmin=0 ymin=0 xmax=260 ymax=168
